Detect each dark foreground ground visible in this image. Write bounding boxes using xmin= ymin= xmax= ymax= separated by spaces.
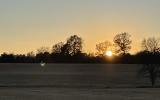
xmin=0 ymin=87 xmax=160 ymax=100
xmin=0 ymin=64 xmax=159 ymax=99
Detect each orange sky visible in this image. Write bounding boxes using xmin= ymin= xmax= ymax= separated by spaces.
xmin=0 ymin=0 xmax=160 ymax=54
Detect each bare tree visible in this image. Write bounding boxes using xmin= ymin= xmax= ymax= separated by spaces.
xmin=52 ymin=42 xmax=64 ymax=54
xmin=96 ymin=40 xmax=113 ymax=56
xmin=113 ymin=32 xmax=132 ymax=55
xmin=142 ymin=37 xmax=160 ymax=53
xmin=140 ymin=37 xmax=160 ymax=87
xmin=61 ymin=35 xmax=83 ymax=56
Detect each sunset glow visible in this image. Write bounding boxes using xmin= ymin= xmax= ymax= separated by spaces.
xmin=106 ymin=51 xmax=113 ymax=57
xmin=0 ymin=0 xmax=160 ymax=54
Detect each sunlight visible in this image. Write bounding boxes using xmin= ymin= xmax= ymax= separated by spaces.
xmin=106 ymin=50 xmax=113 ymax=57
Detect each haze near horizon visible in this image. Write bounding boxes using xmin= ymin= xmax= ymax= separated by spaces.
xmin=0 ymin=0 xmax=160 ymax=54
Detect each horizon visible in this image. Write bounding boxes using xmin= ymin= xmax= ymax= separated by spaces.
xmin=0 ymin=0 xmax=160 ymax=54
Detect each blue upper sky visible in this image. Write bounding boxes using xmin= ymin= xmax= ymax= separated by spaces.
xmin=0 ymin=0 xmax=160 ymax=54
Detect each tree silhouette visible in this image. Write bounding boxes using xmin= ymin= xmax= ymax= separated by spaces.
xmin=140 ymin=37 xmax=160 ymax=87
xmin=61 ymin=35 xmax=83 ymax=56
xmin=36 ymin=47 xmax=50 ymax=62
xmin=96 ymin=40 xmax=113 ymax=56
xmin=142 ymin=37 xmax=160 ymax=53
xmin=1 ymin=34 xmax=160 ymax=64
xmin=27 ymin=51 xmax=35 ymax=57
xmin=0 ymin=53 xmax=15 ymax=63
xmin=26 ymin=51 xmax=35 ymax=63
xmin=52 ymin=42 xmax=64 ymax=54
xmin=37 ymin=47 xmax=50 ymax=54
xmin=114 ymin=32 xmax=132 ymax=55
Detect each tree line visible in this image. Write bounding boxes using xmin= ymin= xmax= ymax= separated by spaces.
xmin=1 ymin=33 xmax=160 ymax=87
xmin=0 ymin=33 xmax=160 ymax=64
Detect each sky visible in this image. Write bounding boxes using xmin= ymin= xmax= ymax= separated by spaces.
xmin=0 ymin=0 xmax=160 ymax=54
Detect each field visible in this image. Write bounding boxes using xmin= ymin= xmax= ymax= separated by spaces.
xmin=0 ymin=64 xmax=159 ymax=100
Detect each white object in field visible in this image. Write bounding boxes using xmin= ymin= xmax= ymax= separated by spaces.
xmin=40 ymin=62 xmax=46 ymax=67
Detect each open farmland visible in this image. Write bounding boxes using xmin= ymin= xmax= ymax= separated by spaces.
xmin=0 ymin=64 xmax=159 ymax=100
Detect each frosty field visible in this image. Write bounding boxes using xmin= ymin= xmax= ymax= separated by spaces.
xmin=0 ymin=64 xmax=159 ymax=100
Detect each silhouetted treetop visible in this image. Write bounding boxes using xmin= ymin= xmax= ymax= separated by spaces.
xmin=1 ymin=34 xmax=160 ymax=64
xmin=142 ymin=37 xmax=160 ymax=53
xmin=61 ymin=35 xmax=83 ymax=56
xmin=96 ymin=40 xmax=113 ymax=56
xmin=52 ymin=42 xmax=64 ymax=54
xmin=114 ymin=32 xmax=132 ymax=55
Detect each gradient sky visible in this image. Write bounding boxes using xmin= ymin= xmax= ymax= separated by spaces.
xmin=0 ymin=0 xmax=160 ymax=54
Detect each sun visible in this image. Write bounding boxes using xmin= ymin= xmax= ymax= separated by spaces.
xmin=106 ymin=50 xmax=113 ymax=57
